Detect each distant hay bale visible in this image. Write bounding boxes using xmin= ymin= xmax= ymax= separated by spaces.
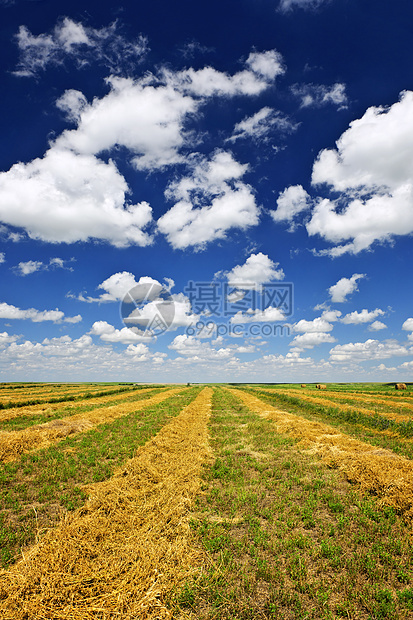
xmin=395 ymin=383 xmax=407 ymax=390
xmin=301 ymin=384 xmax=306 ymax=388
xmin=317 ymin=384 xmax=327 ymax=390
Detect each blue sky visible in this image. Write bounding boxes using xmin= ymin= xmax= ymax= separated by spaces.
xmin=0 ymin=0 xmax=412 ymax=382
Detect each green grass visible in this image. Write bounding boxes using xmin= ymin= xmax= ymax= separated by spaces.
xmin=0 ymin=386 xmax=201 ymax=568
xmin=171 ymin=387 xmax=413 ymax=619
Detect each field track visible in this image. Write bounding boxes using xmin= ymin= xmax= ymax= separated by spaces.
xmin=231 ymin=388 xmax=413 ymax=519
xmin=0 ymin=387 xmax=212 ymax=619
xmin=0 ymin=387 xmax=184 ymax=462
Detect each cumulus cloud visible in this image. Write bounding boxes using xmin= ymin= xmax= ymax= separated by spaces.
xmin=0 ymin=332 xmax=19 ymax=347
xmin=402 ymin=318 xmax=413 ymax=331
xmin=368 ymin=321 xmax=387 ymax=332
xmin=0 ymin=253 xmax=5 ymax=264
xmin=328 ymin=273 xmax=365 ymax=303
xmin=291 ymin=83 xmax=348 ymax=109
xmin=230 ymin=306 xmax=286 ymax=323
xmin=90 ymin=321 xmax=152 ymax=344
xmin=329 ymin=339 xmax=412 ymax=363
xmin=227 ymin=107 xmax=298 ymax=143
xmin=290 ymin=331 xmax=336 ymax=350
xmin=0 ymin=148 xmax=153 ymax=246
xmin=14 ymin=18 xmax=148 ymax=77
xmin=2 ymin=46 xmax=285 ymax=248
xmin=0 ymin=302 xmax=81 ymax=323
xmin=307 ymin=91 xmax=413 ymax=254
xmin=293 ymin=316 xmax=333 ymax=332
xmin=341 ymin=308 xmax=385 ymax=325
xmin=158 ymin=151 xmax=259 ymax=249
xmin=270 ymin=185 xmax=311 ymax=229
xmin=168 ymin=334 xmax=233 ymax=360
xmin=225 ymin=252 xmax=284 ymax=290
xmin=79 ymin=272 xmax=163 ymax=303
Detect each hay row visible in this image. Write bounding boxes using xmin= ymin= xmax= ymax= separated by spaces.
xmin=0 ymin=387 xmax=213 ymax=619
xmin=231 ymin=389 xmax=413 ymax=520
xmin=279 ymin=386 xmax=413 ymax=414
xmin=0 ymin=384 xmax=124 ymax=403
xmin=0 ymin=387 xmax=156 ymax=424
xmin=255 ymin=387 xmax=412 ymax=424
xmin=0 ymin=388 xmax=184 ymax=462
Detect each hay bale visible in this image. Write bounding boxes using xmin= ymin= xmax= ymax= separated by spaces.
xmin=317 ymin=384 xmax=327 ymax=390
xmin=301 ymin=384 xmax=306 ymax=388
xmin=395 ymin=383 xmax=407 ymax=390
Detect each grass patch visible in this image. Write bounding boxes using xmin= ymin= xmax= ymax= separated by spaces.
xmin=171 ymin=387 xmax=413 ymax=619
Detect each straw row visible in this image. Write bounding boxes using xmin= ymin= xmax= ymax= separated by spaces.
xmin=255 ymin=387 xmax=413 ymax=424
xmin=0 ymin=384 xmax=128 ymax=405
xmin=231 ymin=388 xmax=413 ymax=520
xmin=0 ymin=388 xmax=184 ymax=462
xmin=0 ymin=387 xmax=213 ymax=619
xmin=279 ymin=387 xmax=413 ymax=415
xmin=0 ymin=387 xmax=156 ymax=424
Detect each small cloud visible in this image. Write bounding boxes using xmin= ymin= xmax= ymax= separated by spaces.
xmin=368 ymin=320 xmax=387 ymax=331
xmin=291 ymin=82 xmax=348 ymax=110
xmin=328 ymin=273 xmax=365 ymax=303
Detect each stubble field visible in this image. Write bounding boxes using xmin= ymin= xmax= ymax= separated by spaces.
xmin=0 ymin=382 xmax=412 ymax=619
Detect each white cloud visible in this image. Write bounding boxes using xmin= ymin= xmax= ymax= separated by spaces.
xmin=90 ymin=321 xmax=152 ymax=344
xmin=402 ymin=318 xmax=413 ymax=331
xmin=270 ymin=185 xmax=311 ymax=228
xmin=3 ymin=48 xmax=284 ymax=248
xmin=368 ymin=321 xmax=387 ymax=331
xmin=227 ymin=107 xmax=298 ymax=143
xmin=293 ymin=317 xmax=333 ymax=332
xmin=163 ymin=49 xmax=284 ymax=98
xmin=225 ymin=252 xmax=284 ymax=290
xmin=0 ymin=332 xmax=19 ymax=347
xmin=124 ymin=293 xmax=199 ymax=332
xmin=341 ymin=308 xmax=385 ymax=325
xmin=80 ymin=272 xmax=163 ymax=303
xmin=328 ymin=273 xmax=365 ymax=303
xmin=14 ymin=18 xmax=148 ymax=77
xmin=0 ymin=147 xmax=153 ymax=246
xmin=279 ymin=0 xmax=329 ymax=11
xmin=329 ymin=339 xmax=412 ymax=363
xmin=290 ymin=331 xmax=336 ymax=350
xmin=16 ymin=260 xmax=43 ymax=275
xmin=0 ymin=253 xmax=5 ymax=264
xmin=0 ymin=302 xmax=81 ymax=323
xmin=168 ymin=334 xmax=233 ymax=360
xmin=307 ymin=91 xmax=413 ymax=254
xmin=230 ymin=306 xmax=286 ymax=323
xmin=291 ymin=83 xmax=348 ymax=109
xmin=320 ymin=308 xmax=342 ymax=322
xmin=15 ymin=257 xmax=73 ymax=276
xmin=158 ymin=151 xmax=259 ymax=249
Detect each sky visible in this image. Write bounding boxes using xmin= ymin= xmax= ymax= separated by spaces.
xmin=0 ymin=0 xmax=412 ymax=383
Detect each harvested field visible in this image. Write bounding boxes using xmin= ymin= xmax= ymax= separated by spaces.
xmin=0 ymin=386 xmax=158 ymax=425
xmin=231 ymin=388 xmax=413 ymax=519
xmin=1 ymin=382 xmax=413 ymax=619
xmin=0 ymin=387 xmax=212 ymax=619
xmin=255 ymin=386 xmax=413 ymax=424
xmin=0 ymin=387 xmax=184 ymax=462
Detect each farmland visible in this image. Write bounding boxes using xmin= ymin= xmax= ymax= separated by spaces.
xmin=0 ymin=383 xmax=412 ymax=619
